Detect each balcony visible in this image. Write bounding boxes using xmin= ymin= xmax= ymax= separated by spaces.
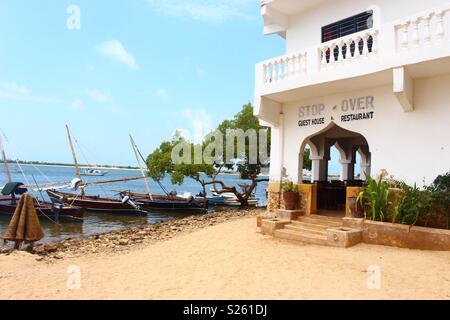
xmin=255 ymin=4 xmax=450 ymax=105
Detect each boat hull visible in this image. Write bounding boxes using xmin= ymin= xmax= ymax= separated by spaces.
xmin=47 ymin=190 xmax=147 ymax=215
xmin=138 ymin=198 xmax=206 ymax=212
xmin=0 ymin=196 xmax=84 ymax=221
xmin=122 ymin=193 xmax=206 ymax=213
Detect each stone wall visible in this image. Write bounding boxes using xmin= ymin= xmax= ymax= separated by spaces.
xmin=267 ymin=182 xmax=316 ymax=214
xmin=343 ymin=217 xmax=450 ymax=251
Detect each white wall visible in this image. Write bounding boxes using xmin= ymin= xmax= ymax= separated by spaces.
xmin=286 ymin=0 xmax=448 ymax=53
xmin=278 ymin=73 xmax=450 ymax=186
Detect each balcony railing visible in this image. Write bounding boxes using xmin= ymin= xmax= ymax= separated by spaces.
xmin=394 ymin=8 xmax=448 ymax=51
xmin=257 ymin=5 xmax=449 ymax=89
xmin=319 ymin=29 xmax=379 ymax=69
xmin=262 ymin=52 xmax=307 ymax=84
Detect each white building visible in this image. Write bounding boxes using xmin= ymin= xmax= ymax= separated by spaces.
xmin=254 ymin=0 xmax=450 ymax=213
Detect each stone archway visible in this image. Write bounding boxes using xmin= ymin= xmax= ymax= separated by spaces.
xmin=298 ymin=122 xmax=371 ymax=215
xmin=299 ymin=122 xmax=371 ymax=183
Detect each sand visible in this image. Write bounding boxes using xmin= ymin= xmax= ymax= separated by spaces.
xmin=1 ymin=217 xmax=449 ymax=300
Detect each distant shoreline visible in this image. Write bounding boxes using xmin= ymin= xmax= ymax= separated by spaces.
xmin=8 ymin=163 xmax=269 ymax=176
xmin=11 ymin=163 xmax=141 ymax=171
xmin=7 ymin=162 xmax=270 ymax=176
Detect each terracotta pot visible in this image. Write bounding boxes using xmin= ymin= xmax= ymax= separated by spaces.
xmin=283 ymin=192 xmax=300 ymax=210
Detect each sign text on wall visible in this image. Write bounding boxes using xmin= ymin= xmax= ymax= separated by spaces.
xmin=298 ymin=95 xmax=375 ymax=127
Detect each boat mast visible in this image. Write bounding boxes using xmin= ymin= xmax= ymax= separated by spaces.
xmin=0 ymin=133 xmax=12 ymax=183
xmin=129 ymin=135 xmax=153 ymax=200
xmin=66 ymin=125 xmax=84 ymax=196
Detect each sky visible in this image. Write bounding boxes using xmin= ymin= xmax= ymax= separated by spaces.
xmin=0 ymin=0 xmax=348 ymax=175
xmin=0 ymin=0 xmax=284 ymax=166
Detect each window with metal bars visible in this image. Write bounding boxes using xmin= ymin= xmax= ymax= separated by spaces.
xmin=322 ymin=11 xmax=373 ymax=42
xmin=321 ymin=11 xmax=374 ymax=62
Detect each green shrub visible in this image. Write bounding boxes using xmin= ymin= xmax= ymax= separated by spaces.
xmin=424 ymin=172 xmax=450 ymax=229
xmin=396 ymin=184 xmax=431 ymax=226
xmin=393 ymin=172 xmax=449 ymax=229
xmin=281 ymin=180 xmax=298 ymax=193
xmin=357 ymin=173 xmax=391 ymax=222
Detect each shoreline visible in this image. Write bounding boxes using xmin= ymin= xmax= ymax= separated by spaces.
xmin=1 ymin=208 xmax=449 ymax=299
xmin=0 ymin=207 xmax=265 ymax=261
xmin=9 ymin=163 xmax=270 ymax=176
xmin=11 ymin=163 xmax=141 ymax=171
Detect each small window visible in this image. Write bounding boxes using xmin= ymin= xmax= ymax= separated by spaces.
xmin=321 ymin=11 xmax=374 ymax=62
xmin=322 ymin=11 xmax=373 ymax=43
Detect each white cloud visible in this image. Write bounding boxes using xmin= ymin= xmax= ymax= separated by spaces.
xmin=96 ymin=40 xmax=139 ymax=70
xmin=86 ymin=89 xmax=121 ymax=113
xmin=146 ymin=0 xmax=258 ymax=23
xmin=155 ymin=88 xmax=170 ymax=100
xmin=195 ymin=67 xmax=206 ymax=76
xmin=180 ymin=108 xmax=214 ymax=143
xmin=0 ymin=81 xmax=57 ymax=103
xmin=86 ymin=89 xmax=114 ymax=103
xmin=172 ymin=128 xmax=192 ymax=141
xmin=71 ymin=99 xmax=85 ymax=111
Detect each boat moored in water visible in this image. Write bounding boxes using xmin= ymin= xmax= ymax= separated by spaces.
xmin=0 ymin=183 xmax=85 ymax=221
xmin=80 ymin=168 xmax=108 ymax=176
xmin=211 ymin=191 xmax=259 ymax=207
xmin=118 ymin=191 xmax=207 ymax=213
xmin=47 ymin=189 xmax=148 ymax=215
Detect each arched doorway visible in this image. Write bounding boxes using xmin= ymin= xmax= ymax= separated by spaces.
xmin=299 ymin=122 xmax=371 ymax=216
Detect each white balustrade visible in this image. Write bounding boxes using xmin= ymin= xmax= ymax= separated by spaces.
xmin=318 ymin=29 xmax=379 ymax=69
xmin=395 ymin=7 xmax=449 ymax=50
xmin=258 ymin=5 xmax=449 ymax=88
xmin=262 ymin=52 xmax=307 ymax=84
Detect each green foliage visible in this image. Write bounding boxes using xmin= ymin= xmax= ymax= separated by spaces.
xmin=425 ymin=172 xmax=450 ymax=228
xmin=146 ymin=145 xmax=173 ymax=182
xmin=429 ymin=171 xmax=450 ymax=192
xmin=357 ymin=174 xmax=391 ymax=221
xmin=146 ymin=103 xmax=269 ymax=184
xmin=397 ymin=184 xmax=431 ymax=225
xmin=303 ymin=148 xmax=312 ymax=171
xmin=146 ymin=137 xmax=216 ymax=186
xmin=281 ymin=181 xmax=299 ymax=193
xmin=358 ymin=171 xmax=449 ymax=229
xmin=216 ymin=102 xmax=270 ymax=179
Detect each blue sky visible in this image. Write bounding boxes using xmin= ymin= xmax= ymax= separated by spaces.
xmin=0 ymin=0 xmax=285 ymax=166
xmin=0 ymin=0 xmax=349 ymax=175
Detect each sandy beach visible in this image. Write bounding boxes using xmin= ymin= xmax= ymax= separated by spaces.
xmin=1 ymin=215 xmax=450 ymax=300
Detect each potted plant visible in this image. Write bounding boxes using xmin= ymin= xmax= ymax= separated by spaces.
xmin=282 ymin=180 xmax=300 ymax=210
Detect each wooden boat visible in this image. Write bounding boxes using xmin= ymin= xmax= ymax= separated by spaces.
xmin=203 ymin=195 xmax=226 ymax=206
xmin=0 ymin=183 xmax=84 ymax=221
xmin=118 ymin=136 xmax=208 ymax=213
xmin=80 ymin=168 xmax=108 ymax=176
xmin=211 ymin=191 xmax=259 ymax=207
xmin=118 ymin=191 xmax=207 ymax=212
xmin=47 ymin=189 xmax=148 ymax=215
xmin=52 ymin=126 xmax=147 ymax=215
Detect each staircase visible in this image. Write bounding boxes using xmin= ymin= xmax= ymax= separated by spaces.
xmin=273 ymin=215 xmax=343 ymax=245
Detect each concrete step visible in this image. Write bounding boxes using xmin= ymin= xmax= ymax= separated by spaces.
xmin=290 ymin=220 xmax=340 ymax=231
xmin=284 ymin=224 xmax=328 ymax=236
xmin=297 ymin=216 xmax=343 ymax=227
xmin=274 ymin=229 xmax=328 ymax=246
xmin=300 ymin=214 xmax=343 ymax=222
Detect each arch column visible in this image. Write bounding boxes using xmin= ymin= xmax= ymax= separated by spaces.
xmin=340 ymin=159 xmax=355 ymax=181
xmin=311 ymin=156 xmax=328 ymax=182
xmin=358 ymin=145 xmax=371 ymax=180
xmin=335 ymin=140 xmax=356 ymax=181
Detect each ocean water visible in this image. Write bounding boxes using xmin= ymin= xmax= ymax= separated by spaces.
xmin=0 ymin=164 xmax=268 ymax=243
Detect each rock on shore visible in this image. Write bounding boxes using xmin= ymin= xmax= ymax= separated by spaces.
xmin=1 ymin=207 xmax=264 ymax=261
